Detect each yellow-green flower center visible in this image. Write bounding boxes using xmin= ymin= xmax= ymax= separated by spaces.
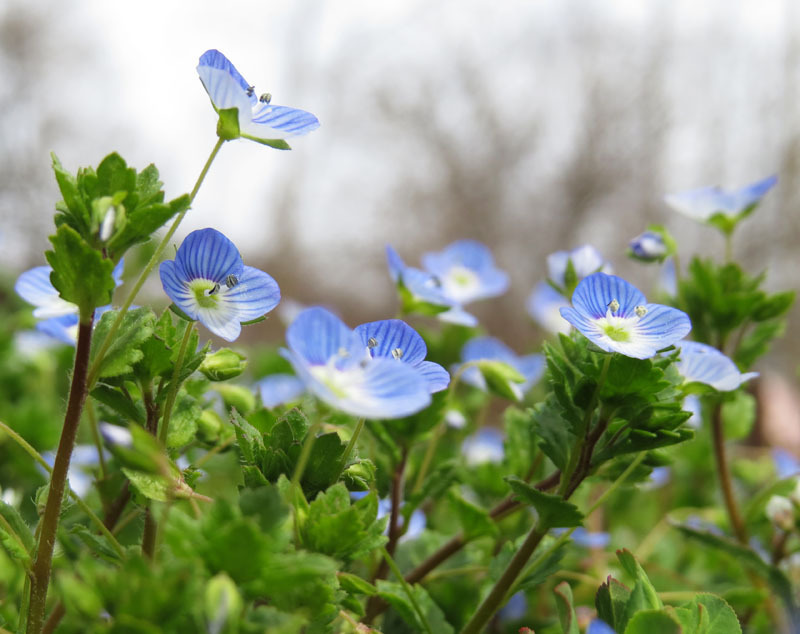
xmin=190 ymin=279 xmax=222 ymax=309
xmin=602 ymin=323 xmax=631 ymax=342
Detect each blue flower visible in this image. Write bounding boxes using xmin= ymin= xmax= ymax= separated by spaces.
xmin=159 ymin=228 xmax=280 ymax=342
xmin=280 ymin=307 xmax=433 ymax=419
xmin=675 ymin=341 xmax=758 ymax=391
xmin=664 ymin=175 xmax=777 ymax=225
xmin=551 ymin=527 xmax=611 ymax=549
xmin=197 ymin=49 xmax=319 ymax=145
xmin=773 ymin=449 xmax=800 ymax=479
xmin=376 ymin=498 xmax=426 ymax=541
xmin=526 ymin=282 xmax=571 ymax=335
xmin=547 ymin=244 xmax=612 ymax=290
xmin=461 ymin=428 xmax=505 ymax=466
xmin=560 ymin=272 xmax=692 ymax=359
xmin=354 ymin=319 xmax=450 ymax=393
xmin=629 ymin=231 xmax=668 ymax=261
xmin=588 ymin=620 xmax=616 ymax=634
xmin=386 ymin=240 xmax=508 ymax=327
xmin=457 ymin=336 xmax=544 ymax=400
xmin=257 ymin=374 xmax=307 ymax=409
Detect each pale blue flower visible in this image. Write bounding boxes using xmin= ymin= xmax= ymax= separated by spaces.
xmin=354 ymin=319 xmax=450 ymax=393
xmin=35 ymin=306 xmax=113 ymax=346
xmin=498 ymin=591 xmax=527 ymax=621
xmin=547 ymin=244 xmax=612 ymax=290
xmin=660 ymin=257 xmax=677 ymax=296
xmin=560 ymin=272 xmax=692 ymax=359
xmin=664 ymin=175 xmax=777 ymax=224
xmin=588 ymin=621 xmax=616 ymax=634
xmin=683 ymin=394 xmax=702 ymax=429
xmin=376 ymin=498 xmax=426 ymax=542
xmin=159 ymin=228 xmax=280 ymax=342
xmin=457 ymin=336 xmax=544 ymax=400
xmin=197 ymin=49 xmax=319 ymax=144
xmin=552 ymin=527 xmax=611 ymax=549
xmin=676 ymin=341 xmax=758 ymax=391
xmin=526 ymin=282 xmax=571 ymax=335
xmin=280 ymin=307 xmax=432 ymax=419
xmin=773 ymin=449 xmax=800 ymax=479
xmin=461 ymin=428 xmax=504 ymax=466
xmin=628 ymin=231 xmax=668 ymax=261
xmin=257 ymin=374 xmax=306 ymax=409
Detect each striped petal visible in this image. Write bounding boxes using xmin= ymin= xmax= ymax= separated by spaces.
xmin=421 ymin=240 xmax=509 ymax=303
xmin=15 ymin=266 xmax=77 ymax=319
xmin=222 ymin=265 xmax=280 ymax=322
xmin=286 ymin=307 xmax=359 ymax=367
xmin=159 ymin=259 xmax=198 ymax=319
xmin=547 ymin=245 xmax=611 ymax=287
xmin=417 ymin=361 xmax=451 ymax=393
xmin=571 ymin=273 xmax=646 ymax=319
xmin=36 ymin=314 xmax=79 ymax=345
xmin=174 ymin=228 xmax=243 ymax=283
xmin=244 ymin=103 xmax=320 ymax=140
xmin=354 ymin=319 xmax=428 ymax=365
xmin=197 ymin=49 xmax=255 ymax=113
xmin=676 ymin=341 xmax=759 ymax=391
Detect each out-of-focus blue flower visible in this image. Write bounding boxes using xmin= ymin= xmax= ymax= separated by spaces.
xmin=664 ymin=175 xmax=777 ymax=225
xmin=456 ymin=336 xmax=544 ymax=400
xmin=376 ymin=498 xmax=426 ymax=542
xmin=41 ymin=445 xmax=99 ymax=499
xmin=547 ymin=245 xmax=612 ymax=290
xmin=660 ymin=257 xmax=677 ymax=296
xmin=498 ymin=591 xmax=528 ymax=621
xmin=560 ymin=273 xmax=691 ymax=359
xmin=386 ymin=241 xmax=507 ymax=327
xmin=354 ymin=319 xmax=450 ymax=393
xmin=675 ymin=341 xmax=758 ymax=391
xmin=629 ymin=231 xmax=668 ymax=262
xmin=683 ymin=394 xmax=702 ymax=429
xmin=197 ymin=49 xmax=319 ymax=144
xmin=552 ymin=527 xmax=611 ymax=549
xmin=160 ymin=228 xmax=280 ymax=342
xmin=444 ymin=408 xmax=467 ymax=429
xmin=588 ymin=620 xmax=616 ymax=634
xmin=100 ymin=423 xmax=133 ymax=448
xmin=642 ymin=466 xmax=671 ymax=490
xmin=257 ymin=374 xmax=306 ymax=408
xmin=773 ymin=449 xmax=800 ymax=479
xmin=526 ymin=282 xmax=571 ymax=335
xmin=281 ymin=307 xmax=432 ymax=419
xmin=461 ymin=428 xmax=504 ymax=466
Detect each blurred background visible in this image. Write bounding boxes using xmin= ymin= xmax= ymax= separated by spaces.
xmin=1 ymin=0 xmax=798 ymax=416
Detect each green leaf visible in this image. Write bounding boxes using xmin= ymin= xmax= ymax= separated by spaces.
xmin=54 ymin=571 xmax=103 ymax=620
xmin=624 ymin=610 xmax=682 ymax=634
xmin=721 ymin=392 xmax=756 ymax=440
xmin=166 ymin=392 xmax=201 ymax=449
xmin=69 ymin=524 xmax=122 ymax=563
xmin=596 ymin=576 xmax=631 ymax=632
xmin=338 ymin=572 xmax=378 ymax=596
xmin=691 ymin=593 xmax=742 ymax=634
xmin=477 ymin=359 xmax=526 ymax=401
xmin=204 ymin=573 xmax=243 ymax=634
xmin=376 ymin=579 xmax=454 ymax=634
xmin=51 ymin=152 xmax=91 ymax=235
xmin=447 ymin=490 xmax=498 ymax=540
xmin=230 ymin=408 xmax=266 ymax=465
xmin=751 ymin=290 xmax=795 ymax=322
xmin=91 ymin=308 xmax=156 ymax=379
xmin=0 ymin=500 xmax=35 ymax=568
xmin=45 ymin=224 xmax=116 ymax=317
xmin=617 ymin=549 xmax=662 ymax=610
xmin=241 ymin=135 xmax=292 ymax=150
xmin=91 ymin=384 xmax=146 ymax=425
xmin=505 ymin=476 xmax=583 ymax=528
xmin=531 ymin=397 xmax=573 ymax=470
xmin=123 ymin=469 xmax=173 ymax=502
xmin=554 ymin=581 xmax=580 ymax=634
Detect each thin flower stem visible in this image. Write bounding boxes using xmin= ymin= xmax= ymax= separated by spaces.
xmin=0 ymin=420 xmax=125 ymax=559
xmin=158 ymin=322 xmax=195 ymax=445
xmin=291 ymin=423 xmax=322 ymax=491
xmin=337 ymin=418 xmax=365 ymax=479
xmin=27 ymin=319 xmax=94 ymax=634
xmin=194 ymin=434 xmax=235 ymax=469
xmin=380 ymin=547 xmax=434 ymax=634
xmin=85 ymin=400 xmax=108 ymax=481
xmin=86 ymin=138 xmax=225 ymax=388
xmin=711 ymin=402 xmax=748 ymax=543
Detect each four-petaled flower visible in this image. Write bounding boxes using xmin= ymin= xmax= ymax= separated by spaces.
xmin=387 ymin=240 xmax=508 ymax=327
xmin=664 ymin=175 xmax=777 ymax=229
xmin=159 ymin=228 xmax=280 ymax=342
xmin=560 ymin=272 xmax=691 ymax=359
xmin=457 ymin=336 xmax=544 ymax=400
xmin=675 ymin=341 xmax=758 ymax=391
xmin=197 ymin=49 xmax=320 ymax=146
xmin=15 ymin=259 xmax=124 ymax=345
xmin=281 ymin=307 xmax=447 ymax=419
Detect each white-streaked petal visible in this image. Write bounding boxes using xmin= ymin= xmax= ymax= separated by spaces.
xmin=354 ymin=319 xmax=428 ymax=365
xmin=244 ymin=103 xmax=320 ymax=140
xmin=197 ymin=49 xmax=254 ymax=115
xmin=36 ymin=314 xmax=79 ymax=345
xmin=15 ymin=266 xmax=77 ymax=319
xmin=194 ymin=303 xmax=243 ymax=342
xmin=421 ymin=240 xmax=509 ymax=303
xmin=159 ymin=260 xmax=199 ymax=320
xmin=571 ymin=273 xmax=647 ymax=319
xmin=258 ymin=374 xmax=306 ymax=408
xmin=221 ymin=265 xmax=280 ymax=322
xmin=676 ymin=341 xmax=759 ymax=391
xmin=417 ymin=361 xmax=451 ymax=393
xmin=174 ymin=228 xmax=243 ymax=283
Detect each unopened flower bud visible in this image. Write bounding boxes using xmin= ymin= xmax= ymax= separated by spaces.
xmin=200 ymin=348 xmax=247 ymax=381
xmin=766 ymin=495 xmax=795 ymax=531
xmin=629 ymin=231 xmax=668 ymax=261
xmin=215 ymin=384 xmax=257 ymax=414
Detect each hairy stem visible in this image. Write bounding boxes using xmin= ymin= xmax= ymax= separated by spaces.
xmin=27 ymin=319 xmax=94 ymax=634
xmin=158 ymin=323 xmax=193 ymax=445
xmin=711 ymin=402 xmax=748 ymax=543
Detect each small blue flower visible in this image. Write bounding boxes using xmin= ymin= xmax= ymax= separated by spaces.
xmin=628 ymin=231 xmax=668 ymax=261
xmin=159 ymin=228 xmax=280 ymax=342
xmin=257 ymin=374 xmax=306 ymax=409
xmin=461 ymin=428 xmax=505 ymax=466
xmin=457 ymin=336 xmax=544 ymax=400
xmin=197 ymin=49 xmax=319 ymax=144
xmin=354 ymin=319 xmax=450 ymax=393
xmin=773 ymin=449 xmax=800 ymax=479
xmin=552 ymin=527 xmax=611 ymax=549
xmin=526 ymin=282 xmax=571 ymax=335
xmin=280 ymin=307 xmax=433 ymax=419
xmin=547 ymin=244 xmax=612 ymax=290
xmin=560 ymin=272 xmax=692 ymax=359
xmin=376 ymin=498 xmax=426 ymax=541
xmin=664 ymin=175 xmax=777 ymax=224
xmin=588 ymin=620 xmax=616 ymax=634
xmin=675 ymin=341 xmax=758 ymax=391
xmin=36 ymin=306 xmax=113 ymax=346
xmin=498 ymin=591 xmax=528 ymax=622
xmin=660 ymin=257 xmax=677 ymax=296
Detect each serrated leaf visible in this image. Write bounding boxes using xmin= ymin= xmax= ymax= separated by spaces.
xmin=91 ymin=384 xmax=146 ymax=424
xmin=52 ymin=152 xmax=91 ymax=235
xmin=46 ymin=224 xmax=116 ymax=317
xmin=69 ymin=524 xmax=122 ymax=563
xmin=122 ymin=469 xmax=171 ymax=502
xmin=691 ymin=593 xmax=742 ymax=634
xmin=0 ymin=500 xmax=35 ymax=568
xmin=596 ymin=575 xmax=631 ymax=632
xmin=338 ymin=572 xmax=377 ymax=596
xmin=230 ymin=409 xmax=266 ymax=465
xmin=376 ymin=579 xmax=454 ymax=634
xmin=505 ymin=476 xmax=583 ymax=528
xmin=91 ymin=308 xmax=156 ymax=379
xmin=448 ymin=490 xmax=497 ymax=540
xmin=624 ymin=610 xmax=682 ymax=634
xmin=166 ymin=392 xmax=201 ymax=449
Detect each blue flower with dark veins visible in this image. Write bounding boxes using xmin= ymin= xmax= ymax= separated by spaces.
xmin=159 ymin=228 xmax=280 ymax=342
xmin=664 ymin=175 xmax=777 ymax=227
xmin=197 ymin=49 xmax=319 ymax=145
xmin=560 ymin=272 xmax=691 ymax=359
xmin=280 ymin=307 xmax=434 ymax=419
xmin=675 ymin=341 xmax=758 ymax=391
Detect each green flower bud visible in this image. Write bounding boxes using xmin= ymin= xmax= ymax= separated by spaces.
xmin=215 ymin=384 xmax=257 ymax=414
xmin=205 ymin=573 xmax=243 ymax=634
xmin=197 ymin=409 xmax=224 ymax=443
xmin=200 ymin=348 xmax=247 ymax=381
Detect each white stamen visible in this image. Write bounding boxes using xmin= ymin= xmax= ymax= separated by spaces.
xmin=206 ymin=283 xmax=221 ymax=296
xmin=635 ymin=305 xmax=648 ymax=318
xmin=391 ymin=348 xmax=403 ymax=360
xmin=607 ymin=299 xmax=620 ymax=313
xmin=259 ymin=92 xmax=272 ymax=104
xmin=367 ymin=337 xmax=378 ymax=349
xmin=225 ymin=274 xmax=238 ymax=289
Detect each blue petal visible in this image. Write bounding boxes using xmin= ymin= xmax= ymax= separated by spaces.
xmin=629 ymin=231 xmax=667 ymax=260
xmin=385 ymin=245 xmax=406 ymax=282
xmin=547 ymin=245 xmax=610 ymax=286
xmin=197 ymin=49 xmax=255 ymax=113
xmin=773 ymin=449 xmax=800 ymax=479
xmin=421 ymin=240 xmax=509 ymax=303
xmin=588 ymin=620 xmax=616 ymax=634
xmin=112 ymin=258 xmax=125 ymax=286
xmin=286 ymin=307 xmax=360 ymax=366
xmin=422 ymin=240 xmax=496 ymax=277
xmin=417 ymin=361 xmax=451 ymax=393
xmin=462 ymin=337 xmax=517 ymax=364
xmin=354 ymin=319 xmax=428 ymax=365
xmin=462 ymin=428 xmax=504 ymax=465
xmin=526 ymin=282 xmax=570 ymax=334
xmin=660 ymin=257 xmax=677 ymax=296
xmin=729 ymin=174 xmax=778 ymax=212
xmin=386 ymin=245 xmax=454 ymax=307
xmin=437 ymin=306 xmax=478 ymax=326
xmin=676 ymin=341 xmax=758 ymax=391
xmin=36 ymin=314 xmax=79 ymax=345
xmin=160 ymin=259 xmax=196 ymax=317
xmin=258 ymin=374 xmax=306 ymax=408
xmin=571 ymin=273 xmax=647 ymax=319
xmin=15 ymin=266 xmax=77 ymax=319
xmin=245 ymin=103 xmax=320 ymax=140
xmin=222 ymin=265 xmax=281 ymax=322
xmin=665 ymin=175 xmax=777 ymax=221
xmin=174 ymin=228 xmax=244 ymax=283
xmin=460 ymin=337 xmax=542 ymax=393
